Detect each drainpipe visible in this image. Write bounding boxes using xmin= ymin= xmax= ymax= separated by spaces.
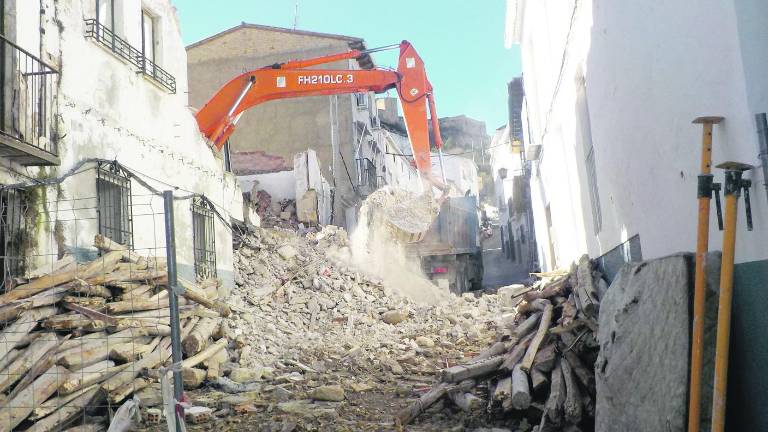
xmin=756 ymin=113 xmax=768 ymax=202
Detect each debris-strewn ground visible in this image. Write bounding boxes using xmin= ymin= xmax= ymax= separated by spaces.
xmin=157 ymin=224 xmax=523 ymax=431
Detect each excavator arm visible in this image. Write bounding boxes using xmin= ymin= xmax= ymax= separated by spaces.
xmin=194 ymin=41 xmax=444 ymax=178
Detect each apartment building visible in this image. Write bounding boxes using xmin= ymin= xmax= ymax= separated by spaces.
xmin=0 ymin=0 xmax=242 ymax=288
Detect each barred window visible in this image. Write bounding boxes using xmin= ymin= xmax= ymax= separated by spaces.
xmin=96 ymin=162 xmax=133 ymax=248
xmin=192 ymin=196 xmax=216 ymax=279
xmin=0 ymin=188 xmax=27 ymax=285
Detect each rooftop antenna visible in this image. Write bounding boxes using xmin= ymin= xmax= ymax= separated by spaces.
xmin=293 ymin=0 xmax=299 ymax=30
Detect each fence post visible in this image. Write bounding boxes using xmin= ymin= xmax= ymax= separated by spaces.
xmin=163 ymin=190 xmax=184 ymax=431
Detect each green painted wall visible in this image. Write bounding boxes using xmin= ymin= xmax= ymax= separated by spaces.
xmin=726 ymin=259 xmax=768 ymax=431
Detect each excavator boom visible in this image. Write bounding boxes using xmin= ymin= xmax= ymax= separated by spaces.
xmin=194 ymin=41 xmax=442 ymax=177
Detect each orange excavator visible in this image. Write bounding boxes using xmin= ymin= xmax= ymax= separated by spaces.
xmin=194 ymin=40 xmax=447 ymax=185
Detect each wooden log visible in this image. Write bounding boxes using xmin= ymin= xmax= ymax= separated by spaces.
xmin=0 ymin=266 xmax=77 ymax=304
xmin=29 ymin=383 xmax=99 ymax=420
xmin=203 ymin=346 xmax=228 ymax=380
xmin=65 ymin=280 xmax=113 ymax=298
xmin=517 ymin=298 xmax=550 ymax=315
xmin=564 ymin=350 xmax=595 ymax=394
xmin=521 ymin=302 xmax=553 ymax=372
xmin=181 ymin=338 xmax=227 ymax=369
xmin=80 ymin=250 xmax=125 ymax=279
xmin=58 ymin=344 xmax=112 ymax=370
xmin=0 ymin=307 xmax=57 ymax=362
xmin=449 ymin=391 xmax=482 ymax=412
xmin=58 ymin=328 xmax=148 ymax=352
xmin=113 ymin=262 xmax=148 ymax=273
xmin=512 ymin=312 xmax=542 ymax=338
xmin=178 ymin=278 xmax=231 ymax=317
xmin=523 ymin=277 xmax=569 ymax=302
xmin=0 ymin=349 xmax=21 ymax=376
xmin=101 ymin=341 xmax=168 ymax=392
xmin=118 ymin=284 xmax=153 ymax=301
xmin=395 ymin=382 xmax=449 ymax=426
xmin=63 ymin=296 xmax=107 ymax=309
xmin=440 ymin=355 xmax=504 ymax=383
xmin=559 ymin=294 xmax=578 ymax=327
xmin=108 ymin=339 xmax=155 ymax=362
xmin=574 ymin=255 xmax=600 ymax=317
xmin=60 ymin=362 xmax=128 ymax=395
xmin=511 ymin=363 xmax=531 ymax=410
xmin=561 ymin=355 xmax=583 ymax=424
xmin=105 ymin=298 xmax=174 ymax=314
xmin=182 ymin=367 xmax=207 ymax=389
xmin=493 ymin=376 xmax=512 ymax=401
xmin=7 ymin=333 xmax=67 ymax=403
xmin=107 ymin=377 xmax=152 ymax=404
xmin=27 ymin=385 xmax=101 ymax=432
xmin=545 ymin=360 xmax=565 ymax=425
xmin=0 ymin=365 xmax=69 ymax=432
xmin=533 ymin=343 xmax=557 ymax=372
xmin=86 ymin=268 xmax=167 ymax=286
xmin=0 ymin=303 xmax=28 ymax=323
xmin=182 ymin=317 xmax=219 ymax=356
xmin=0 ymin=335 xmax=59 ymax=393
xmin=531 ymin=367 xmax=549 ymax=395
xmin=501 ymin=333 xmax=535 ymax=371
xmin=471 ymin=341 xmax=509 ymax=362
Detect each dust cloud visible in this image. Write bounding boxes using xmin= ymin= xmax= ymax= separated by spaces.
xmin=343 ymin=187 xmax=450 ymax=306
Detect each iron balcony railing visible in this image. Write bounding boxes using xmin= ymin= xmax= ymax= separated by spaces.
xmin=83 ymin=19 xmax=176 ymax=93
xmin=0 ymin=34 xmax=60 ymax=164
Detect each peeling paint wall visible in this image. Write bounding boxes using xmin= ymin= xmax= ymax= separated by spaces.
xmin=2 ymin=0 xmax=243 ymax=289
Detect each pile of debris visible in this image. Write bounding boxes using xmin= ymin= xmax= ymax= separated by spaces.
xmin=0 ymin=235 xmax=231 ymax=431
xmin=244 ymin=187 xmax=301 ymax=230
xmin=398 ymin=256 xmax=603 ymax=431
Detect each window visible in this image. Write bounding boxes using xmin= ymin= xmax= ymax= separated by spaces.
xmin=192 ymin=196 xmax=217 ymax=279
xmin=355 ymin=93 xmax=368 ymax=109
xmin=96 ymin=0 xmax=115 ymax=31
xmin=141 ymin=9 xmax=157 ymax=76
xmin=96 ymin=162 xmax=133 ymax=248
xmin=576 ymin=76 xmax=602 ymax=233
xmin=0 ymin=188 xmax=28 ymax=285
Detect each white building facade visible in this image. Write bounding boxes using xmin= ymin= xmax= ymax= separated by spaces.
xmin=507 ymin=0 xmax=767 ymax=274
xmin=1 ymin=0 xmax=243 ymax=288
xmin=507 ymin=0 xmax=768 ymax=428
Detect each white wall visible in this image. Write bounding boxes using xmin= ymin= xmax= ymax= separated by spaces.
xmin=508 ymin=0 xmax=768 ymax=269
xmin=239 ymin=171 xmax=297 ymax=203
xmin=4 ymin=0 xmax=243 ymax=288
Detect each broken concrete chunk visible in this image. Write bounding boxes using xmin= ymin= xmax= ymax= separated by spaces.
xmin=277 ymin=400 xmax=337 ymax=418
xmin=277 ymin=245 xmax=298 ymax=260
xmin=230 ymin=367 xmax=263 ymax=383
xmin=309 ymin=385 xmax=345 ymax=402
xmin=415 ymin=336 xmax=435 ymax=348
xmin=381 ymin=310 xmax=408 ymax=324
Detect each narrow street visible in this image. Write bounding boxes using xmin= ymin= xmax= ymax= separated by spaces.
xmin=481 ymin=226 xmax=531 ymax=289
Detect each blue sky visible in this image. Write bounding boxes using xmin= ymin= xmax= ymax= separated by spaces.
xmin=173 ymin=0 xmax=522 ymax=133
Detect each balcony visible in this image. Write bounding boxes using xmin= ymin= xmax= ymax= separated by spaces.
xmin=0 ymin=34 xmax=60 ymax=166
xmin=84 ymin=19 xmax=176 ymax=93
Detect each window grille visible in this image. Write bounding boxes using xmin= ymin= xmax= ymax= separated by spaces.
xmin=96 ymin=161 xmax=133 ymax=248
xmin=0 ymin=188 xmax=27 ymax=287
xmin=192 ymin=196 xmax=217 ymax=279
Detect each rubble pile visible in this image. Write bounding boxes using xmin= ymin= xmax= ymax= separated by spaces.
xmin=245 ymin=187 xmax=302 ymax=230
xmin=397 ymin=256 xmax=602 ymax=432
xmin=228 ymin=224 xmax=501 ymax=376
xmin=0 ymin=235 xmax=232 ymax=432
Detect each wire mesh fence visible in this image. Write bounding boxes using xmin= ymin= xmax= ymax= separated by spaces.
xmin=0 ymin=185 xmax=177 ymax=431
xmin=0 ymin=157 xmax=234 ymax=431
